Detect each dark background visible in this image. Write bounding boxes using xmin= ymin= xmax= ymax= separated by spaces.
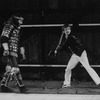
xmin=0 ymin=0 xmax=100 ymax=81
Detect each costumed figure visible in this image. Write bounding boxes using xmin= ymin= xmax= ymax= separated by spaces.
xmin=0 ymin=15 xmax=28 ymax=93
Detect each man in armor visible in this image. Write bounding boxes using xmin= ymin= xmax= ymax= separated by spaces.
xmin=0 ymin=15 xmax=28 ymax=93
xmin=54 ymin=24 xmax=100 ymax=88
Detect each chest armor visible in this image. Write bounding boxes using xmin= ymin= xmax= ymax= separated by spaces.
xmin=9 ymin=28 xmax=20 ymax=53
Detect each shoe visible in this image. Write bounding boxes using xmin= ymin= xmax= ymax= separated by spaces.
xmin=19 ymin=86 xmax=29 ymax=93
xmin=0 ymin=85 xmax=14 ymax=93
xmin=96 ymin=84 xmax=100 ymax=88
xmin=62 ymin=84 xmax=71 ymax=88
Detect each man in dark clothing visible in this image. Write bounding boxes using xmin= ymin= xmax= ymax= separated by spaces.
xmin=0 ymin=15 xmax=28 ymax=93
xmin=54 ymin=24 xmax=100 ymax=88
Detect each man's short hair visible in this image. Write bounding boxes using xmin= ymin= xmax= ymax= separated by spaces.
xmin=62 ymin=24 xmax=71 ymax=31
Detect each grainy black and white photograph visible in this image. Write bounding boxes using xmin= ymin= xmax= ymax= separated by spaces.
xmin=0 ymin=0 xmax=100 ymax=100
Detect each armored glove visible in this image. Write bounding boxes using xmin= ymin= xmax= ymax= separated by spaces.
xmin=3 ymin=50 xmax=9 ymax=56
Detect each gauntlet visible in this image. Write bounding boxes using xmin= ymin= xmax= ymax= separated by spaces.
xmin=3 ymin=50 xmax=9 ymax=56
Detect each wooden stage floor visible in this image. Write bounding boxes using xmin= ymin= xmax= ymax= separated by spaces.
xmin=0 ymin=80 xmax=100 ymax=100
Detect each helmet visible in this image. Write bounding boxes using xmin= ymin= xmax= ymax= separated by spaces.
xmin=8 ymin=15 xmax=24 ymax=27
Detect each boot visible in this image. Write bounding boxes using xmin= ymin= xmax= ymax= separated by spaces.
xmin=19 ymin=85 xmax=29 ymax=93
xmin=0 ymin=71 xmax=14 ymax=93
xmin=13 ymin=72 xmax=29 ymax=93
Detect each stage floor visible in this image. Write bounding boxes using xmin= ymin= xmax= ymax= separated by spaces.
xmin=0 ymin=80 xmax=100 ymax=100
xmin=0 ymin=80 xmax=100 ymax=94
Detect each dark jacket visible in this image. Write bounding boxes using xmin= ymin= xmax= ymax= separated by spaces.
xmin=57 ymin=34 xmax=84 ymax=56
